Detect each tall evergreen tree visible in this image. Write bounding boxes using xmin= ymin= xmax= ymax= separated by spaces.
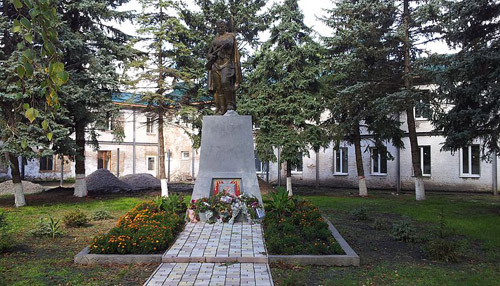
xmin=0 ymin=0 xmax=69 ymax=206
xmin=55 ymin=0 xmax=134 ymax=197
xmin=322 ymin=0 xmax=404 ymax=196
xmin=239 ymin=0 xmax=326 ymax=195
xmin=432 ymin=0 xmax=500 ymax=157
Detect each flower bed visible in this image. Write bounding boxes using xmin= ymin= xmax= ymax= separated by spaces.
xmin=90 ymin=197 xmax=185 ymax=254
xmin=263 ymin=189 xmax=344 ymax=255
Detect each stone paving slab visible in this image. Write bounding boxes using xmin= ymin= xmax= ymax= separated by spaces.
xmin=144 ymin=263 xmax=274 ymax=286
xmin=163 ymin=223 xmax=267 ymax=263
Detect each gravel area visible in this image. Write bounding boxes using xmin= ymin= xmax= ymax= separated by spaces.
xmin=0 ymin=180 xmax=45 ymax=195
xmin=86 ymin=169 xmax=132 ymax=193
xmin=120 ymin=173 xmax=161 ymax=191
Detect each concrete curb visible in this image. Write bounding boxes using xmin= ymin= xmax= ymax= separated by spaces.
xmin=267 ymin=216 xmax=360 ymax=266
xmin=74 ymin=247 xmax=162 ymax=265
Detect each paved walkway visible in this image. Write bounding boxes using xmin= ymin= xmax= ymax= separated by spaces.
xmin=144 ymin=222 xmax=274 ymax=286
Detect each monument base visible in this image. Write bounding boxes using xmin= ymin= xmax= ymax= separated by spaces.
xmin=192 ymin=113 xmax=263 ymax=206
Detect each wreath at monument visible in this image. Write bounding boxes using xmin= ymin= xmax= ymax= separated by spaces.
xmin=188 ymin=192 xmax=264 ymax=224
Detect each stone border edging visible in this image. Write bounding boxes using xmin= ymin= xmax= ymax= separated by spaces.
xmin=267 ymin=216 xmax=360 ymax=266
xmin=74 ymin=246 xmax=162 ymax=265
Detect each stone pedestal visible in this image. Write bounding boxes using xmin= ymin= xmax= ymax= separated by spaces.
xmin=192 ymin=113 xmax=263 ymax=205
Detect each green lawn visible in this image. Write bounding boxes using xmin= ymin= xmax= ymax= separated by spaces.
xmin=1 ymin=189 xmax=499 ymax=286
xmin=271 ymin=191 xmax=500 ymax=286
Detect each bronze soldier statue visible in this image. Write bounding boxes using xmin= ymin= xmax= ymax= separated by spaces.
xmin=206 ymin=20 xmax=242 ymax=115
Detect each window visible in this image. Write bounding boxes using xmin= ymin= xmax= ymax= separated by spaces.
xmin=254 ymin=150 xmax=269 ymax=173
xmin=334 ymin=147 xmax=348 ymax=175
xmin=40 ymin=155 xmax=53 ymax=171
xmin=460 ymin=145 xmax=480 ymax=176
xmin=291 ymin=152 xmax=303 ymax=173
xmin=371 ymin=148 xmax=387 ymax=175
xmin=181 ymin=151 xmax=190 ymax=160
xmin=98 ymin=151 xmax=111 ymax=170
xmin=146 ymin=116 xmax=154 ymax=133
xmin=147 ymin=156 xmax=156 ymax=171
xmin=415 ymin=99 xmax=432 ymax=120
xmin=419 ymin=146 xmax=431 ymax=176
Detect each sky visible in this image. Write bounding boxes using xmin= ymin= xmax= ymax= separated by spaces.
xmin=115 ymin=0 xmax=451 ymax=54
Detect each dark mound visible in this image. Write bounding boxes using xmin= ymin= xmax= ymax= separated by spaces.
xmin=86 ymin=169 xmax=132 ymax=193
xmin=119 ymin=173 xmax=161 ymax=191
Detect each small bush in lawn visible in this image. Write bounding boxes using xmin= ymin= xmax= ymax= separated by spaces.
xmin=153 ymin=194 xmax=187 ymax=215
xmin=31 ymin=215 xmax=63 ymax=238
xmin=63 ymin=210 xmax=90 ymax=227
xmin=351 ymin=206 xmax=368 ymax=221
xmin=0 ymin=211 xmax=15 ymax=252
xmin=92 ymin=210 xmax=113 ymax=221
xmin=371 ymin=218 xmax=390 ymax=230
xmin=391 ymin=219 xmax=417 ymax=242
xmin=424 ymin=208 xmax=464 ymax=262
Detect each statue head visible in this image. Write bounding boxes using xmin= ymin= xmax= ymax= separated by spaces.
xmin=216 ymin=20 xmax=227 ymax=35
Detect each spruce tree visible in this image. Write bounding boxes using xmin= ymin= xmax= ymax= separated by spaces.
xmin=322 ymin=0 xmax=404 ymax=196
xmin=55 ymin=0 xmax=134 ymax=197
xmin=432 ymin=0 xmax=500 ymax=157
xmin=239 ymin=0 xmax=326 ymax=195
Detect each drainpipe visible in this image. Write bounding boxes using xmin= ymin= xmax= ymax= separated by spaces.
xmin=191 ymin=149 xmax=195 ymax=181
xmin=132 ymin=108 xmax=136 ymax=174
xmin=117 ymin=148 xmax=120 ymax=177
xmin=396 ymin=112 xmax=401 ymax=193
xmin=493 ymin=150 xmax=498 ymax=196
xmin=277 ymin=147 xmax=281 ymax=187
xmin=167 ymin=149 xmax=171 ymax=182
xmin=315 ymin=151 xmax=320 ymax=189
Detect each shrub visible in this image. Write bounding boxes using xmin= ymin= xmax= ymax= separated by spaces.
xmin=31 ymin=215 xmax=63 ymax=238
xmin=424 ymin=208 xmax=464 ymax=262
xmin=0 ymin=211 xmax=14 ymax=252
xmin=63 ymin=210 xmax=90 ymax=227
xmin=90 ymin=200 xmax=185 ymax=254
xmin=351 ymin=206 xmax=368 ymax=221
xmin=264 ymin=200 xmax=343 ymax=255
xmin=371 ymin=218 xmax=390 ymax=230
xmin=391 ymin=219 xmax=417 ymax=242
xmin=92 ymin=210 xmax=113 ymax=221
xmin=265 ymin=187 xmax=295 ymax=215
xmin=153 ymin=194 xmax=187 ymax=215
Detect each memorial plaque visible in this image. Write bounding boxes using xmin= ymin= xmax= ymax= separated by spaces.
xmin=213 ymin=179 xmax=241 ymax=196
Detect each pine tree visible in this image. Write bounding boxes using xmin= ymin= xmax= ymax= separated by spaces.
xmin=432 ymin=0 xmax=500 ymax=157
xmin=322 ymin=0 xmax=404 ymax=196
xmin=127 ymin=0 xmax=194 ymax=196
xmin=239 ymin=0 xmax=326 ymax=196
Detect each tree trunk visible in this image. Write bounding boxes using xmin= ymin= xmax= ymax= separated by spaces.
xmin=158 ymin=111 xmax=168 ymax=197
xmin=403 ymin=0 xmax=425 ymax=200
xmin=286 ymin=160 xmax=293 ymax=196
xmin=8 ymin=153 xmax=26 ymax=207
xmin=354 ymin=125 xmax=367 ymax=196
xmin=74 ymin=120 xmax=88 ymax=197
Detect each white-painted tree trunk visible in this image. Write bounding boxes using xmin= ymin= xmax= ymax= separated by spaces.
xmin=359 ymin=176 xmax=368 ymax=197
xmin=161 ymin=179 xmax=169 ymax=197
xmin=286 ymin=176 xmax=293 ymax=196
xmin=73 ymin=174 xmax=88 ymax=197
xmin=14 ymin=182 xmax=26 ymax=207
xmin=415 ymin=177 xmax=426 ymax=200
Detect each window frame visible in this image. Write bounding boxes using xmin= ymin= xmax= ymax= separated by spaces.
xmin=418 ymin=145 xmax=431 ymax=176
xmin=181 ymin=151 xmax=190 ymax=160
xmin=290 ymin=152 xmax=303 ymax=174
xmin=370 ymin=147 xmax=387 ymax=176
xmin=146 ymin=155 xmax=156 ymax=172
xmin=39 ymin=155 xmax=54 ymax=172
xmin=333 ymin=147 xmax=348 ymax=175
xmin=146 ymin=116 xmax=155 ymax=134
xmin=460 ymin=145 xmax=481 ymax=177
xmin=97 ymin=151 xmax=111 ymax=170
